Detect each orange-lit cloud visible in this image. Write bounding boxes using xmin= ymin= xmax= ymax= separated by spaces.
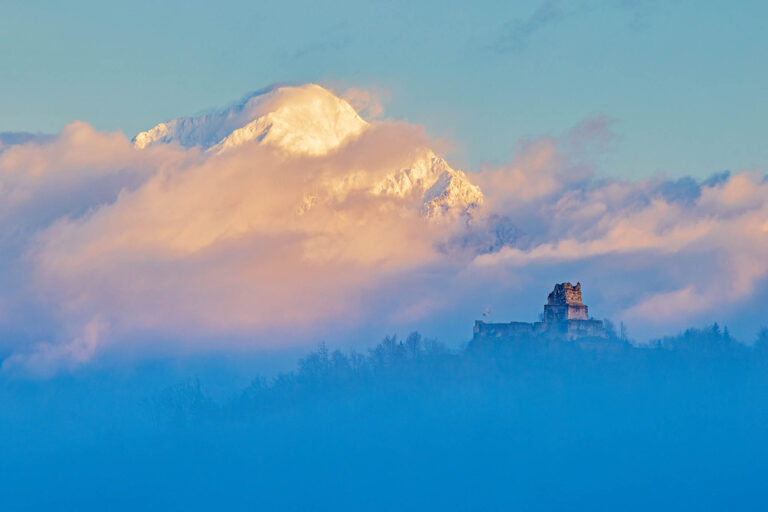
xmin=1 ymin=84 xmax=767 ymax=375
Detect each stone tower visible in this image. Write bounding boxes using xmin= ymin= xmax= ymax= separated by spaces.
xmin=543 ymin=282 xmax=589 ymax=322
xmin=472 ymin=281 xmax=605 ymax=341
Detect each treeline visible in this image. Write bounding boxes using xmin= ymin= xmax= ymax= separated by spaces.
xmin=156 ymin=323 xmax=768 ymax=424
xmin=5 ymin=324 xmax=768 ymax=510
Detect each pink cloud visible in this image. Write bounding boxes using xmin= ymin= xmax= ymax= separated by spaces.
xmin=1 ymin=86 xmax=767 ymax=374
xmin=16 ymin=89 xmax=465 ymax=373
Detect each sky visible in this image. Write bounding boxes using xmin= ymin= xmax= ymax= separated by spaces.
xmin=2 ymin=0 xmax=767 ymax=177
xmin=3 ymin=5 xmax=768 ymax=508
xmin=1 ymin=1 xmax=768 ymax=377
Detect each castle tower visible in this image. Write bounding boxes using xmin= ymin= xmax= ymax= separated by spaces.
xmin=543 ymin=282 xmax=588 ymax=322
xmin=472 ymin=281 xmax=606 ymax=342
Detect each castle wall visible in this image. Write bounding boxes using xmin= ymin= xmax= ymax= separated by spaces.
xmin=565 ymin=319 xmax=605 ymax=338
xmin=473 ymin=318 xmax=606 ymax=342
xmin=474 ymin=321 xmax=534 ymax=339
xmin=543 ymin=304 xmax=588 ymax=322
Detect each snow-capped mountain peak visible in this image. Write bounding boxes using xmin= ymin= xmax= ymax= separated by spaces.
xmin=134 ymin=84 xmax=367 ymax=156
xmin=370 ymin=151 xmax=484 ymax=217
xmin=133 ymin=84 xmax=483 ymax=217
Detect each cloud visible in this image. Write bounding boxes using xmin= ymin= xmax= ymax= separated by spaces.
xmin=0 ymin=132 xmax=54 ymax=151
xmin=1 ymin=84 xmax=767 ymax=375
xmin=3 ymin=86 xmax=470 ymax=375
xmin=31 ymin=125 xmax=445 ymax=331
xmin=491 ymin=0 xmax=662 ymax=54
xmin=493 ymin=1 xmax=563 ymax=53
xmin=0 ymin=122 xmax=194 ymax=269
xmin=340 ymin=87 xmax=388 ymax=120
xmin=622 ymin=286 xmax=712 ymax=325
xmin=1 ymin=317 xmax=108 ymax=378
xmin=469 ymin=146 xmax=768 ymax=332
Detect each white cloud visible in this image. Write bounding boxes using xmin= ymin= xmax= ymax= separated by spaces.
xmin=1 ymin=84 xmax=767 ymax=375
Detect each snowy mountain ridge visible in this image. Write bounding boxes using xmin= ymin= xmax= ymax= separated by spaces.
xmin=134 ymin=84 xmax=483 ymax=217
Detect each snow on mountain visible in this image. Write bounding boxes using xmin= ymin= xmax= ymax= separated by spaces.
xmin=371 ymin=151 xmax=483 ymax=217
xmin=423 ymin=166 xmax=484 ymax=218
xmin=134 ymin=84 xmax=483 ymax=217
xmin=133 ymin=84 xmax=367 ymax=156
xmin=211 ymin=88 xmax=367 ymax=156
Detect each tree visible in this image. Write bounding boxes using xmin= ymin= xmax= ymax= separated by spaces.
xmin=405 ymin=331 xmax=422 ymax=361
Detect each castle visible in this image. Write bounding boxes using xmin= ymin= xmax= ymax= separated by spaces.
xmin=473 ymin=282 xmax=606 ymax=341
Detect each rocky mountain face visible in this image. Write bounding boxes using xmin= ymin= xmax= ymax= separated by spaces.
xmin=134 ymin=84 xmax=483 ymax=218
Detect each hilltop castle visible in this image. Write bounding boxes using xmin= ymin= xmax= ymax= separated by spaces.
xmin=474 ymin=282 xmax=606 ymax=341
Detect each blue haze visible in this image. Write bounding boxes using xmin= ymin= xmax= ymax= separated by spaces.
xmin=2 ymin=327 xmax=767 ymax=510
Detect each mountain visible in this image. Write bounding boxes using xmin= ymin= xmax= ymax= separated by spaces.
xmin=133 ymin=84 xmax=367 ymax=156
xmin=371 ymin=151 xmax=483 ymax=218
xmin=134 ymin=84 xmax=483 ymax=217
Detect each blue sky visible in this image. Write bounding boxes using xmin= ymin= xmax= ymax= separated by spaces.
xmin=3 ymin=0 xmax=766 ymax=178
